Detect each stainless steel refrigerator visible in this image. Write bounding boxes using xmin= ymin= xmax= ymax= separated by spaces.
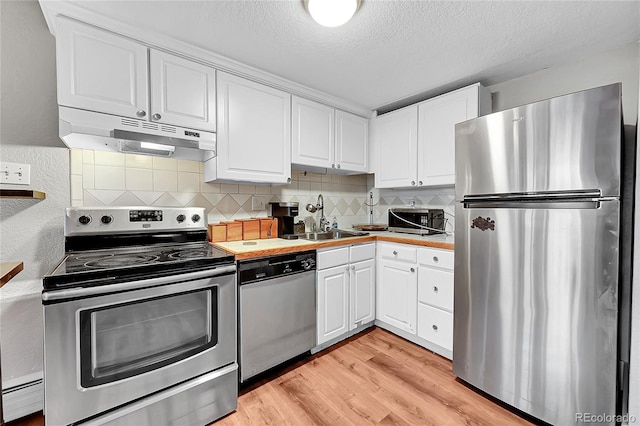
xmin=453 ymin=83 xmax=631 ymax=425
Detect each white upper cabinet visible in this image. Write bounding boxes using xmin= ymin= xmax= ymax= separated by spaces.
xmin=291 ymin=97 xmax=368 ymax=174
xmin=335 ymin=111 xmax=368 ymax=173
xmin=207 ymin=71 xmax=291 ymax=184
xmin=373 ymin=105 xmax=418 ymax=188
xmin=56 ymin=17 xmax=148 ymax=119
xmin=56 ymin=18 xmax=216 ymax=132
xmin=372 ymin=84 xmax=490 ymax=188
xmin=292 ymin=97 xmax=334 ymax=169
xmin=417 ymin=85 xmax=480 ymax=186
xmin=149 ymin=50 xmax=216 ymax=131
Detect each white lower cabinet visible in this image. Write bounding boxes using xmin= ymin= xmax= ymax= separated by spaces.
xmin=376 ymin=258 xmax=417 ymax=334
xmin=376 ymin=242 xmax=454 ymax=359
xmin=316 ymin=243 xmax=375 ymax=347
xmin=317 ymin=265 xmax=350 ymax=344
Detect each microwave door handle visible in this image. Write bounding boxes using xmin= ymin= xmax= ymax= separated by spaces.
xmin=42 ymin=265 xmax=237 ymax=302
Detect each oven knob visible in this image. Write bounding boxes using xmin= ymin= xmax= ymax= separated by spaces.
xmin=78 ymin=215 xmax=91 ymax=225
xmin=100 ymin=215 xmax=113 ymax=225
xmin=191 ymin=214 xmax=201 ymax=223
xmin=176 ymin=214 xmax=186 ymax=223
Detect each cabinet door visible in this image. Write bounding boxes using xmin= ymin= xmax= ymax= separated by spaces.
xmin=373 ymin=105 xmax=418 ymax=188
xmin=215 ymin=72 xmax=291 ymax=183
xmin=417 ymin=86 xmax=479 ymax=186
xmin=56 ymin=17 xmax=148 ymax=119
xmin=149 ymin=50 xmax=216 ymax=131
xmin=317 ymin=265 xmax=350 ymax=345
xmin=292 ymin=97 xmax=334 ymax=169
xmin=350 ymin=259 xmax=375 ymax=329
xmin=335 ymin=111 xmax=368 ymax=173
xmin=376 ymin=259 xmax=417 ymax=333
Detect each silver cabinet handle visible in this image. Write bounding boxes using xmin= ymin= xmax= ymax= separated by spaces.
xmin=433 ymin=286 xmax=438 ymax=293
xmin=337 ymin=164 xmax=341 ymax=169
xmin=410 ymin=267 xmax=415 ymax=273
xmin=418 ymin=181 xmax=423 ymax=186
xmin=152 ymin=113 xmax=162 ymax=120
xmin=136 ymin=110 xmax=146 ymax=118
xmin=332 ymin=164 xmax=335 ymax=168
xmin=432 ymin=324 xmax=438 ymax=331
xmin=346 ymin=266 xmax=350 ymax=271
xmin=287 ymin=177 xmax=291 ymax=183
xmin=393 ymin=250 xmax=398 ymax=255
xmin=433 ymin=256 xmax=439 ymax=263
xmin=351 ymin=265 xmax=355 ymax=270
xmin=411 ymin=181 xmax=416 ymax=186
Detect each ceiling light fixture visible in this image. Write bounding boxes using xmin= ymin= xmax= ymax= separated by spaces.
xmin=305 ymin=0 xmax=360 ymax=27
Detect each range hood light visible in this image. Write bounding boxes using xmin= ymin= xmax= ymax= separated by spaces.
xmin=140 ymin=142 xmax=175 ymax=152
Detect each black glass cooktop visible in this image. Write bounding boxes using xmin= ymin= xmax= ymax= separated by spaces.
xmin=43 ymin=243 xmax=235 ymax=290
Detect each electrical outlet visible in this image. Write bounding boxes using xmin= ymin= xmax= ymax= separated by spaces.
xmin=1 ymin=162 xmax=31 ymax=185
xmin=251 ymin=195 xmax=268 ymax=211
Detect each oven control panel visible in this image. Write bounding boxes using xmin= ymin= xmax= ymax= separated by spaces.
xmin=65 ymin=207 xmax=207 ymax=236
xmin=129 ymin=210 xmax=163 ymax=222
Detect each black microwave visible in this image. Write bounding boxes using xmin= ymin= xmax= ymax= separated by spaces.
xmin=388 ymin=208 xmax=445 ymax=235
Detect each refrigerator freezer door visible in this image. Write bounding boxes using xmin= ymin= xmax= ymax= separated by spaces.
xmin=453 ymin=200 xmax=620 ymax=426
xmin=455 ymin=83 xmax=621 ymax=200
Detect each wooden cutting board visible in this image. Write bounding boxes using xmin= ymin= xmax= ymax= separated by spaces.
xmin=352 ymin=224 xmax=388 ymax=231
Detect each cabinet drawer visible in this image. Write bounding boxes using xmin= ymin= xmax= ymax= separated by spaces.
xmin=350 ymin=243 xmax=375 ymax=263
xmin=317 ymin=247 xmax=349 ymax=269
xmin=417 ymin=304 xmax=453 ymax=351
xmin=378 ymin=243 xmax=416 ymax=263
xmin=418 ymin=267 xmax=453 ymax=311
xmin=417 ymin=247 xmax=454 ymax=270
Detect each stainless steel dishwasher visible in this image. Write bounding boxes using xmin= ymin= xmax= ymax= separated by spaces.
xmin=238 ymin=251 xmax=316 ymax=382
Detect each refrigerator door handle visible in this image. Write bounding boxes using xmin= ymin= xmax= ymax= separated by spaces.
xmin=462 ymin=189 xmax=603 ymax=203
xmin=463 ymin=200 xmax=602 ymax=209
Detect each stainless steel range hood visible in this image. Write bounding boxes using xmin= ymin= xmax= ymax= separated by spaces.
xmin=58 ymin=107 xmax=216 ymax=161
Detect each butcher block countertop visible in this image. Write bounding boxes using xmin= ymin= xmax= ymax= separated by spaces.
xmin=213 ymin=231 xmax=454 ymax=260
xmin=0 ymin=262 xmax=24 ymax=287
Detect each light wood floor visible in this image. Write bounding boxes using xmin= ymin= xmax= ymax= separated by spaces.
xmin=9 ymin=327 xmax=534 ymax=426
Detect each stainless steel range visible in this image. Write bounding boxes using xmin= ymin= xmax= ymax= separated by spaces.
xmin=42 ymin=207 xmax=238 ymax=426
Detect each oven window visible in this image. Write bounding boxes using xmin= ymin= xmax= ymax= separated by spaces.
xmin=79 ymin=288 xmax=218 ymax=387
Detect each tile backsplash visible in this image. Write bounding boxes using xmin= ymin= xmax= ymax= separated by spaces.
xmin=70 ymin=149 xmax=370 ymax=230
xmin=70 ymin=150 xmax=456 ymax=233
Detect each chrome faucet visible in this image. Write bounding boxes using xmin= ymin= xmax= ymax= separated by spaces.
xmin=306 ymin=194 xmax=331 ymax=232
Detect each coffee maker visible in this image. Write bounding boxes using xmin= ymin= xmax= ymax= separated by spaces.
xmin=269 ymin=202 xmax=300 ymax=237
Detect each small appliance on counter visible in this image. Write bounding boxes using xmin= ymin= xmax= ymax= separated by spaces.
xmin=388 ymin=208 xmax=445 ymax=235
xmin=269 ymin=202 xmax=299 ymax=237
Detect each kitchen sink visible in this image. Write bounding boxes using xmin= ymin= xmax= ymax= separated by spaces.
xmin=298 ymin=229 xmax=369 ymax=241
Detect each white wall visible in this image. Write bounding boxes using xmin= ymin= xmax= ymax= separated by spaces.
xmin=488 ymin=42 xmax=639 ymax=125
xmin=0 ymin=0 xmax=68 ymax=392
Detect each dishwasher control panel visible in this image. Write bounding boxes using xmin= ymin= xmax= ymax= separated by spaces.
xmin=238 ymin=251 xmax=316 ymax=284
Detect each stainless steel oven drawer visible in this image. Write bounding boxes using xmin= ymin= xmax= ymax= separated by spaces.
xmin=83 ymin=363 xmax=238 ymax=425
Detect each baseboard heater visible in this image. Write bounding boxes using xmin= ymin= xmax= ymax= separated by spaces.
xmin=3 ymin=377 xmax=43 ymax=422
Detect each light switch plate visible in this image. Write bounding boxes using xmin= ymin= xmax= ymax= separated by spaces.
xmin=2 ymin=162 xmax=31 ymax=185
xmin=251 ymin=195 xmax=268 ymax=211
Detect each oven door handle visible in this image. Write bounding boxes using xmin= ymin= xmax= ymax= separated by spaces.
xmin=42 ymin=265 xmax=237 ymax=302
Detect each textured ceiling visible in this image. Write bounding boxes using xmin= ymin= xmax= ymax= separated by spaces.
xmin=68 ymin=0 xmax=639 ymax=111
